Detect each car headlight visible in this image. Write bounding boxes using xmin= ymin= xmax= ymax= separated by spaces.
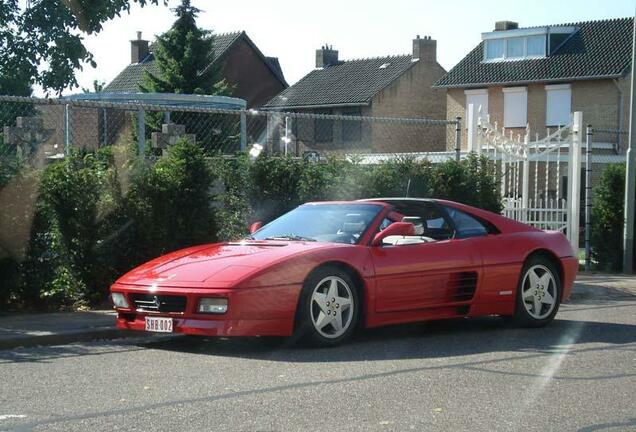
xmin=198 ymin=297 xmax=228 ymax=314
xmin=111 ymin=292 xmax=130 ymax=308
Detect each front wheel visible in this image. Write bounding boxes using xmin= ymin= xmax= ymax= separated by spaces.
xmin=295 ymin=266 xmax=360 ymax=347
xmin=511 ymin=255 xmax=562 ymax=327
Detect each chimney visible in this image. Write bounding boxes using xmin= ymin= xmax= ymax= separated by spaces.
xmin=130 ymin=31 xmax=149 ymax=64
xmin=494 ymin=21 xmax=519 ymax=31
xmin=412 ymin=35 xmax=437 ymax=63
xmin=316 ymin=45 xmax=339 ymax=68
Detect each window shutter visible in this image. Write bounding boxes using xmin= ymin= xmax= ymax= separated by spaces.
xmin=503 ymin=87 xmax=528 ymax=128
xmin=546 ymin=84 xmax=571 ymax=126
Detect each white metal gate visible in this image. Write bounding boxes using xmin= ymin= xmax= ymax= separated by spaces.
xmin=467 ymin=104 xmax=582 ymax=251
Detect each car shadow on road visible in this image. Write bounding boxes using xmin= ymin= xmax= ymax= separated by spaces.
xmin=142 ymin=313 xmax=636 ymax=364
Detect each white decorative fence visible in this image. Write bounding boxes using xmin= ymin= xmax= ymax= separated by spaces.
xmin=466 ymin=104 xmax=583 ymax=251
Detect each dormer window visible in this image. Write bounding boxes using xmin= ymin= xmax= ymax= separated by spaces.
xmin=482 ymin=23 xmax=576 ymax=62
xmin=484 ymin=34 xmax=546 ymax=61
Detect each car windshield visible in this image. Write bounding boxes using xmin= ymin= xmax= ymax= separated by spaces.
xmin=251 ymin=203 xmax=383 ymax=244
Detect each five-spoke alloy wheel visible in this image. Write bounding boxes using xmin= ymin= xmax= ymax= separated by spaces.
xmin=510 ymin=255 xmax=562 ymax=327
xmin=310 ymin=276 xmax=354 ymax=339
xmin=296 ymin=266 xmax=360 ymax=346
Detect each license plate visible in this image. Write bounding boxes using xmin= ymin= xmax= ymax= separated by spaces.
xmin=145 ymin=317 xmax=173 ymax=333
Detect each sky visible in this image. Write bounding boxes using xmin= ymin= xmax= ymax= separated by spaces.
xmin=67 ymin=0 xmax=635 ymax=95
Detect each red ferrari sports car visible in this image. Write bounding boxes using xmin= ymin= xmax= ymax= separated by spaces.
xmin=110 ymin=198 xmax=578 ymax=346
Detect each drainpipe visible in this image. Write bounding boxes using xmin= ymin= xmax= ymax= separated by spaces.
xmin=612 ymin=78 xmax=624 ymax=152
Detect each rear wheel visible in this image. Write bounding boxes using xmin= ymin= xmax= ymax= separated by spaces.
xmin=511 ymin=255 xmax=561 ymax=327
xmin=295 ymin=266 xmax=360 ymax=347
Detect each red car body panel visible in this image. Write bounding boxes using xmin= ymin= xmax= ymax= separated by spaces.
xmin=111 ymin=199 xmax=577 ymax=337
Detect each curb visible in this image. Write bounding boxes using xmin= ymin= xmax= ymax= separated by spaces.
xmin=0 ymin=328 xmax=147 ymax=350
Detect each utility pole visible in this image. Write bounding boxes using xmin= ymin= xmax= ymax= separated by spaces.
xmin=624 ymin=9 xmax=636 ymax=274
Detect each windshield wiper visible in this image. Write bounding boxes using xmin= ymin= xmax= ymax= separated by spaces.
xmin=264 ymin=234 xmax=317 ymax=242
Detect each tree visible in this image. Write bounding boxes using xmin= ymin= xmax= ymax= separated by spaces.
xmin=82 ymin=80 xmax=106 ymax=93
xmin=140 ymin=0 xmax=234 ymax=153
xmin=140 ymin=0 xmax=230 ymax=95
xmin=0 ymin=0 xmax=164 ymax=96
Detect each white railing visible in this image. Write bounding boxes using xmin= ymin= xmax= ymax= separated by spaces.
xmin=502 ymin=197 xmax=568 ymax=232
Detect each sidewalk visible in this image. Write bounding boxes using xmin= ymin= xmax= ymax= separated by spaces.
xmin=0 ymin=310 xmax=135 ymax=349
xmin=571 ymin=273 xmax=636 ymax=300
xmin=0 ymin=274 xmax=634 ymax=350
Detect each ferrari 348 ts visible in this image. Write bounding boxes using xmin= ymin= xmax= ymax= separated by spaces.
xmin=110 ymin=198 xmax=578 ymax=346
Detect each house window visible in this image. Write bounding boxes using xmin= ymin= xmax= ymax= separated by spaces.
xmin=527 ymin=35 xmax=546 ymax=56
xmin=485 ymin=39 xmax=504 ymax=60
xmin=503 ymin=87 xmax=528 ymax=128
xmin=506 ymin=38 xmax=524 ymax=58
xmin=341 ymin=108 xmax=362 ymax=142
xmin=465 ymin=89 xmax=489 ymax=124
xmin=546 ymin=84 xmax=571 ymax=126
xmin=314 ymin=111 xmax=333 ymax=143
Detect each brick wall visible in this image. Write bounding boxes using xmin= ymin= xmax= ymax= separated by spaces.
xmin=221 ymin=39 xmax=287 ymax=109
xmin=370 ymin=58 xmax=447 ymax=153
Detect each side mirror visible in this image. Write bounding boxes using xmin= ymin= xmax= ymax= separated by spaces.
xmin=249 ymin=221 xmax=263 ymax=234
xmin=372 ymin=222 xmax=415 ymax=246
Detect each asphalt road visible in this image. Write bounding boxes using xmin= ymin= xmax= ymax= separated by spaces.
xmin=1 ymin=290 xmax=634 ymax=431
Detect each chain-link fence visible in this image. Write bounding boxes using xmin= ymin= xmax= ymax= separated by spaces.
xmin=0 ymin=95 xmax=458 ymax=163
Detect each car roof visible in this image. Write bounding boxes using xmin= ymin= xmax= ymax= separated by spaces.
xmin=359 ymin=197 xmax=438 ymax=204
xmin=303 ymin=200 xmax=391 ymax=208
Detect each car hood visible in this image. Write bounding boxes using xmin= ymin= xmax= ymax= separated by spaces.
xmin=115 ymin=240 xmax=336 ymax=288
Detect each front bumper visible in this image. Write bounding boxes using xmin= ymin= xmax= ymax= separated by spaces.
xmin=111 ymin=283 xmax=301 ymax=337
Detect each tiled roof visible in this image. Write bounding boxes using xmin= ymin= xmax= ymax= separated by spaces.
xmin=104 ymin=31 xmax=286 ymax=92
xmin=435 ymin=17 xmax=633 ymax=88
xmin=263 ymin=55 xmax=417 ymax=109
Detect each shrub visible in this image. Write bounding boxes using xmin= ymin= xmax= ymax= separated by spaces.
xmin=591 ymin=164 xmax=625 ymax=272
xmin=39 ymin=148 xmax=123 ymax=305
xmin=212 ymin=154 xmax=253 ymax=241
xmin=248 ymin=155 xmax=305 ymax=221
xmin=126 ymin=138 xmax=217 ymax=260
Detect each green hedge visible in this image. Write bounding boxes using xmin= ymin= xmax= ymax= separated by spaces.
xmin=0 ymin=148 xmax=501 ymax=311
xmin=0 ymin=139 xmax=217 ymax=310
xmin=591 ymin=164 xmax=626 ymax=272
xmin=213 ymin=153 xmax=502 ymax=240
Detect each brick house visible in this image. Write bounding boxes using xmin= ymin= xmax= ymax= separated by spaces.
xmin=105 ymin=31 xmax=288 ymax=108
xmin=262 ymin=36 xmax=447 ymax=154
xmin=435 ymin=18 xmax=633 ymax=154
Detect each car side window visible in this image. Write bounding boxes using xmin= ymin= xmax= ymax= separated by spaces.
xmin=444 ymin=207 xmax=488 ymax=238
xmin=391 ymin=202 xmax=453 ymax=240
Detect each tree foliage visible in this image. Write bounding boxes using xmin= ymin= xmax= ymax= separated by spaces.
xmin=0 ymin=0 xmax=164 ymax=95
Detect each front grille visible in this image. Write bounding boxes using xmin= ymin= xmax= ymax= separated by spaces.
xmin=130 ymin=294 xmax=187 ymax=313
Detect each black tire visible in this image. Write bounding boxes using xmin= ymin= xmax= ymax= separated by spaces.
xmin=510 ymin=254 xmax=562 ymax=328
xmin=294 ymin=266 xmax=360 ymax=347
